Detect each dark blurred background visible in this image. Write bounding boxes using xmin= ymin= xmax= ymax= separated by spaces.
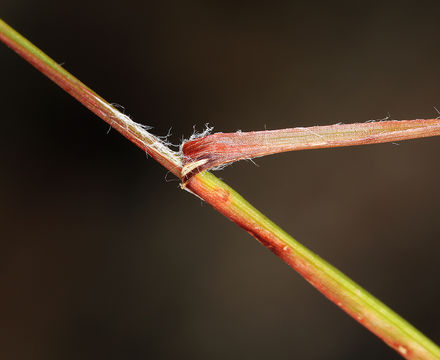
xmin=1 ymin=1 xmax=439 ymax=359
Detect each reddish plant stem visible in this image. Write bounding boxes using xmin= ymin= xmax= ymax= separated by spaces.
xmin=182 ymin=120 xmax=440 ymax=178
xmin=1 ymin=18 xmax=439 ymax=360
xmin=183 ymin=172 xmax=437 ymax=360
xmin=0 ymin=22 xmax=181 ymax=176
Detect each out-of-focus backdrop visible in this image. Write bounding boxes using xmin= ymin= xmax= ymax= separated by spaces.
xmin=1 ymin=1 xmax=439 ymax=359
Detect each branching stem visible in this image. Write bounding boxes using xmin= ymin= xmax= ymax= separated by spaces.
xmin=1 ymin=18 xmax=439 ymax=360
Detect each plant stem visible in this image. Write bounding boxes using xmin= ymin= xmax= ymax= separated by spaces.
xmin=186 ymin=172 xmax=440 ymax=360
xmin=181 ymin=120 xmax=440 ymax=177
xmin=1 ymin=18 xmax=439 ymax=360
xmin=0 ymin=19 xmax=182 ymax=176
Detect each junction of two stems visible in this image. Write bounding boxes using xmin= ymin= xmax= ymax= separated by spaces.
xmin=1 ymin=18 xmax=439 ymax=359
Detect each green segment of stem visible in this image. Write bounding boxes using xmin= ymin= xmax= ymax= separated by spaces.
xmin=0 ymin=19 xmax=182 ymax=175
xmin=187 ymin=172 xmax=440 ymax=360
xmin=1 ymin=17 xmax=439 ymax=360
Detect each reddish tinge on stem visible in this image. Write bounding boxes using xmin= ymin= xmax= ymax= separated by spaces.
xmin=2 ymin=17 xmax=440 ymax=359
xmin=181 ymin=119 xmax=440 ymax=181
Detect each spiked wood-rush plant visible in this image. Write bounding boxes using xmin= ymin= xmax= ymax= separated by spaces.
xmin=1 ymin=18 xmax=439 ymax=360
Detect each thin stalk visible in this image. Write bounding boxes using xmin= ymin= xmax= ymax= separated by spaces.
xmin=1 ymin=18 xmax=439 ymax=360
xmin=0 ymin=19 xmax=181 ymax=176
xmin=186 ymin=172 xmax=440 ymax=360
xmin=181 ymin=120 xmax=440 ymax=177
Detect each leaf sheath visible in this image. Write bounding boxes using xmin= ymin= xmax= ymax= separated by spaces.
xmin=182 ymin=120 xmax=440 ymax=178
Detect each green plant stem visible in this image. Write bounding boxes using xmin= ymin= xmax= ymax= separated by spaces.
xmin=186 ymin=172 xmax=440 ymax=360
xmin=1 ymin=18 xmax=439 ymax=360
xmin=0 ymin=19 xmax=181 ymax=176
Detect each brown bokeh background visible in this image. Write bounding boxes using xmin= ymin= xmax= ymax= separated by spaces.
xmin=1 ymin=1 xmax=439 ymax=359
